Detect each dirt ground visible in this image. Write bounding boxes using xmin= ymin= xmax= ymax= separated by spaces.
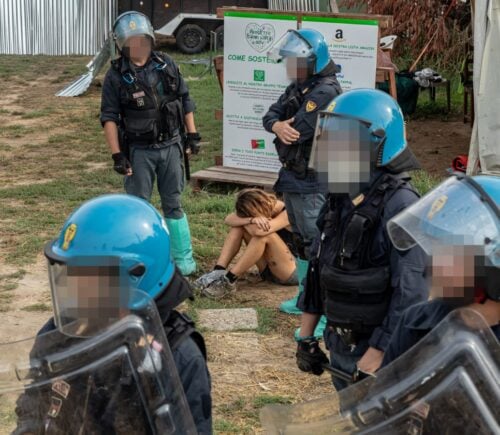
xmin=0 ymin=57 xmax=472 ymax=433
xmin=408 ymin=118 xmax=471 ymax=177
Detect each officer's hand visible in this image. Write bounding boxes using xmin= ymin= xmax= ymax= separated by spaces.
xmin=296 ymin=338 xmax=329 ymax=376
xmin=251 ymin=216 xmax=271 ymax=232
xmin=112 ymin=152 xmax=132 ymax=176
xmin=272 ymin=118 xmax=300 ymax=145
xmin=357 ymin=347 xmax=384 ymax=374
xmin=185 ymin=132 xmax=201 ymax=155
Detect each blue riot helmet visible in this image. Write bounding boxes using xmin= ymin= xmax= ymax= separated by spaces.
xmin=308 ymin=89 xmax=420 ymax=195
xmin=44 ymin=194 xmax=179 ymax=335
xmin=268 ymin=28 xmax=331 ymax=76
xmin=387 ymin=174 xmax=500 ymax=301
xmin=113 ymin=11 xmax=155 ymax=52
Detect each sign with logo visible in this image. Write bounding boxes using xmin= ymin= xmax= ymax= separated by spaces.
xmin=223 ymin=11 xmax=296 ymax=172
xmin=222 ymin=11 xmax=378 ymax=173
xmin=302 ymin=16 xmax=379 ymax=91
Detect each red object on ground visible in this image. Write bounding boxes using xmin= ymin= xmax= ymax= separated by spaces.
xmin=452 ymin=155 xmax=468 ymax=173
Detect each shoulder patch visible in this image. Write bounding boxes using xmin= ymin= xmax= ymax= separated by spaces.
xmin=306 ymin=100 xmax=317 ymax=112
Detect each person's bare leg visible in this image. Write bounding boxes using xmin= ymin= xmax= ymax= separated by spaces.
xmin=242 ymin=230 xmax=267 ymax=272
xmin=230 ymin=235 xmax=269 ymax=276
xmin=261 ymin=233 xmax=296 ymax=282
xmin=215 ymin=227 xmax=244 ymax=268
xmin=230 ymin=233 xmax=295 ymax=281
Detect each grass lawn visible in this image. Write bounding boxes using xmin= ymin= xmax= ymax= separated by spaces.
xmin=0 ymin=48 xmax=457 ymax=433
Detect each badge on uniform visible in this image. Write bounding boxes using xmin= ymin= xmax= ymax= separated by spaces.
xmin=47 ymin=396 xmax=63 ymax=418
xmin=52 ymin=379 xmax=71 ymax=399
xmin=306 ymin=100 xmax=317 ymax=112
xmin=133 ymin=91 xmax=146 ymax=108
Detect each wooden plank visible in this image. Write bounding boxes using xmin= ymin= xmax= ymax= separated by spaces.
xmin=190 ymin=165 xmax=278 ymax=192
xmin=202 ymin=166 xmax=279 ymax=180
xmin=192 ymin=169 xmax=277 ymax=184
xmin=217 ymin=7 xmax=393 ymax=29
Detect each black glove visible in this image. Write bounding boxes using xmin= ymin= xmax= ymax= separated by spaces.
xmin=185 ymin=132 xmax=201 ymax=155
xmin=296 ymin=339 xmax=329 ymax=376
xmin=112 ymin=152 xmax=131 ymax=175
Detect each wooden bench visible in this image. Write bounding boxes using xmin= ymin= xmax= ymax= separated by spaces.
xmin=190 ymin=165 xmax=278 ymax=192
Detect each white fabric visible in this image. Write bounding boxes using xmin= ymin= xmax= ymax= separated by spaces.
xmin=468 ymin=0 xmax=500 ymax=175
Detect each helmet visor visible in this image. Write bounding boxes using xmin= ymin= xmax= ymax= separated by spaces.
xmin=113 ymin=12 xmax=154 ymax=50
xmin=268 ymin=30 xmax=313 ymax=62
xmin=46 ymin=252 xmax=138 ymax=338
xmin=387 ymin=176 xmax=500 ymax=265
xmin=309 ymin=112 xmax=377 ymax=195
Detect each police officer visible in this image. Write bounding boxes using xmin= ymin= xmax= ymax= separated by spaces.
xmin=294 ymin=89 xmax=428 ymax=391
xmin=13 ymin=195 xmax=212 ymax=434
xmin=382 ymin=174 xmax=500 ymax=367
xmin=263 ymin=29 xmax=342 ymax=321
xmin=100 ymin=11 xmax=199 ymax=276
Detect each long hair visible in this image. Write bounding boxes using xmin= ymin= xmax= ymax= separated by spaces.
xmin=235 ymin=189 xmax=277 ymax=218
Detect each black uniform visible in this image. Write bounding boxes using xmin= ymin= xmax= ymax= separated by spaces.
xmin=382 ymin=299 xmax=500 ymax=367
xmin=262 ymin=61 xmax=341 ymax=193
xmin=262 ymin=61 xmax=341 ymax=256
xmin=100 ymin=52 xmax=195 ymax=219
xmin=13 ymin=271 xmax=212 ymax=435
xmin=298 ymin=172 xmax=428 ymax=390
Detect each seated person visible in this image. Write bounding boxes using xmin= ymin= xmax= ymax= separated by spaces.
xmin=195 ymin=188 xmax=298 ymax=299
xmin=382 ymin=174 xmax=499 ymax=367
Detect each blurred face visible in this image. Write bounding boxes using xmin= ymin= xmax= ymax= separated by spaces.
xmin=430 ymin=246 xmax=477 ymax=303
xmin=286 ymin=57 xmax=310 ymax=81
xmin=311 ymin=114 xmax=374 ymax=196
xmin=124 ymin=35 xmax=152 ymax=61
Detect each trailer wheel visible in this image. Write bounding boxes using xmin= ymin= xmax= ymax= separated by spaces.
xmin=176 ymin=24 xmax=207 ymax=54
xmin=214 ymin=25 xmax=224 ymax=49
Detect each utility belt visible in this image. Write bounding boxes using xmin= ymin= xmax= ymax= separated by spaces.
xmin=128 ymin=129 xmax=180 ymax=149
xmin=327 ymin=324 xmax=373 ymax=348
xmin=281 ymin=158 xmax=309 ymax=180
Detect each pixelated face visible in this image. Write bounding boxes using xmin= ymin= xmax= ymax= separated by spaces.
xmin=48 ymin=258 xmax=130 ymax=336
xmin=124 ymin=35 xmax=151 ymax=60
xmin=285 ymin=57 xmax=311 ymax=80
xmin=310 ymin=113 xmax=375 ymax=196
xmin=431 ymin=246 xmax=476 ymax=297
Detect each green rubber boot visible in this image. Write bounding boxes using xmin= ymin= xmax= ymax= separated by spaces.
xmin=294 ymin=316 xmax=327 ymax=341
xmin=279 ymin=257 xmax=308 ymax=315
xmin=166 ymin=215 xmax=197 ymax=276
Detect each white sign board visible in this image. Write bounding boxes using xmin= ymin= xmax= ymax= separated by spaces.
xmin=302 ymin=16 xmax=379 ymax=91
xmin=223 ymin=11 xmax=297 ymax=172
xmin=222 ymin=12 xmax=379 ymax=172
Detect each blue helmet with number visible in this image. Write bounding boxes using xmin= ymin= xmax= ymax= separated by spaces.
xmin=326 ymin=88 xmax=420 ymax=172
xmin=113 ymin=11 xmax=155 ymax=51
xmin=268 ymin=28 xmax=331 ymax=75
xmin=45 ymin=194 xmax=176 ymax=309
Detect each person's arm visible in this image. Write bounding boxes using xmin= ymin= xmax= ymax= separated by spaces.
xmin=360 ymin=191 xmax=428 ymax=373
xmin=244 ymin=210 xmax=290 ymax=237
xmin=104 ymin=121 xmax=121 ymax=154
xmin=184 ymin=111 xmax=196 ymax=133
xmin=271 ymin=200 xmax=285 ymax=217
xmin=224 ymin=213 xmax=254 ymax=227
xmin=262 ymin=85 xmax=293 ymax=133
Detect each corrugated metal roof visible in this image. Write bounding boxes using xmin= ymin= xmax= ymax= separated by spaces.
xmin=0 ymin=0 xmax=117 ymax=55
xmin=268 ymin=0 xmax=322 ymax=11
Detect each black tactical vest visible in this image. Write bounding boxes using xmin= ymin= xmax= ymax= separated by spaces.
xmin=113 ymin=52 xmax=184 ymax=146
xmin=274 ymin=76 xmax=341 ymax=179
xmin=316 ymin=174 xmax=418 ymax=333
